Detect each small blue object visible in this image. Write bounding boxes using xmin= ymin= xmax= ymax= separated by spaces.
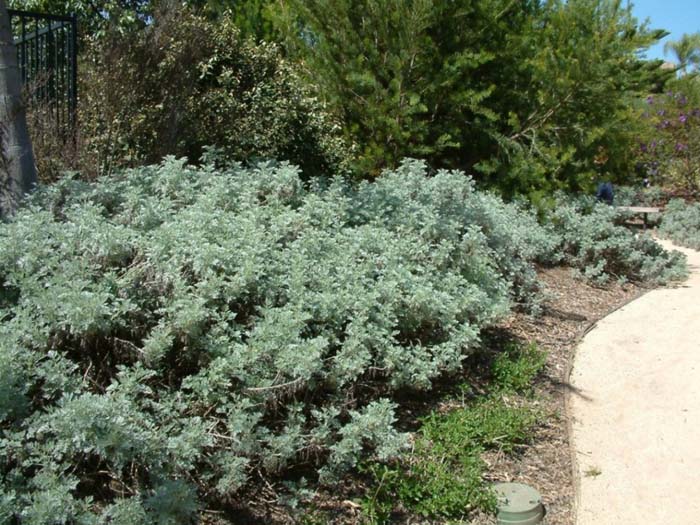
xmin=596 ymin=182 xmax=614 ymax=205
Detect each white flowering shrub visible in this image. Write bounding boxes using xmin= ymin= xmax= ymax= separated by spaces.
xmin=659 ymin=198 xmax=700 ymax=250
xmin=0 ymin=158 xmax=558 ymax=522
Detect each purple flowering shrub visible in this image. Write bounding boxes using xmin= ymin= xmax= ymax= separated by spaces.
xmin=638 ymin=92 xmax=700 ymax=190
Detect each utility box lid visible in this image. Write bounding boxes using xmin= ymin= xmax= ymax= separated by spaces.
xmin=493 ymin=482 xmax=545 ymax=525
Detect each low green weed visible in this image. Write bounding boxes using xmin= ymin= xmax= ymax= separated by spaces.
xmin=360 ymin=344 xmax=544 ymax=523
xmin=492 ymin=342 xmax=547 ymax=394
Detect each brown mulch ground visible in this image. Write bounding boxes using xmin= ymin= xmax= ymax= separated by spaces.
xmin=468 ymin=266 xmax=643 ymax=525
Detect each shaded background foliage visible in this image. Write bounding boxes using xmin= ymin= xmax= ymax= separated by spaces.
xmin=76 ymin=6 xmax=350 ymax=178
xmin=8 ymin=0 xmax=676 ymax=199
xmin=273 ymin=0 xmax=672 ymax=200
xmin=635 ymin=75 xmax=700 ymax=192
xmin=9 ymin=2 xmax=351 ymax=180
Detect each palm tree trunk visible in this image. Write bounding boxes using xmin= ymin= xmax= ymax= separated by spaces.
xmin=0 ymin=0 xmax=37 ymax=219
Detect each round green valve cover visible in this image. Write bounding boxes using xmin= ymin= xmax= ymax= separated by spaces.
xmin=493 ymin=482 xmax=545 ymax=525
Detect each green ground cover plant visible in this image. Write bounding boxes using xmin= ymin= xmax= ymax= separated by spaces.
xmin=0 ymin=158 xmax=686 ymax=522
xmin=360 ymin=343 xmax=546 ymax=523
xmin=659 ymin=199 xmax=700 ymax=249
xmin=491 ymin=342 xmax=547 ymax=394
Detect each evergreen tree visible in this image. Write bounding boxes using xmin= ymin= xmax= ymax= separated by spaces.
xmin=495 ymin=0 xmax=669 ymax=199
xmin=275 ymin=0 xmax=533 ymax=175
xmin=8 ymin=0 xmax=151 ymax=39
xmin=275 ymin=0 xmax=667 ymax=198
xmin=192 ymin=0 xmax=278 ymax=42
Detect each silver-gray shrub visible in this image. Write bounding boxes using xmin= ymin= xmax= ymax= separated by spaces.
xmin=547 ymin=196 xmax=687 ymax=284
xmin=0 ymin=158 xmax=555 ymax=522
xmin=349 ymin=160 xmax=560 ymax=308
xmin=614 ymin=185 xmax=666 ymax=207
xmin=659 ymin=198 xmax=700 ymax=250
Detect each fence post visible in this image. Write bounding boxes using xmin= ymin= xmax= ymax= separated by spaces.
xmin=7 ymin=8 xmax=77 ymax=141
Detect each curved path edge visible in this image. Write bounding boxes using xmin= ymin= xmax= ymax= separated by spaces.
xmin=568 ymin=240 xmax=700 ymax=524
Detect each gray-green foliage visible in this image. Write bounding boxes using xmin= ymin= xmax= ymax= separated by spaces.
xmin=612 ymin=186 xmax=665 ymax=228
xmin=0 ymin=158 xmax=688 ymax=520
xmin=546 ymin=196 xmax=687 ymax=284
xmin=614 ymin=185 xmax=667 ymax=207
xmin=659 ymin=199 xmax=700 ymax=249
xmin=348 ymin=162 xmax=560 ymax=312
xmin=0 ymin=158 xmax=557 ymax=521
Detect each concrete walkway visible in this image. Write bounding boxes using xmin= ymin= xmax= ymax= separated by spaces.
xmin=570 ymin=240 xmax=700 ymax=525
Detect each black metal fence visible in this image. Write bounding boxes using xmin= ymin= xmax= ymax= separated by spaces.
xmin=7 ymin=9 xmax=77 ymax=137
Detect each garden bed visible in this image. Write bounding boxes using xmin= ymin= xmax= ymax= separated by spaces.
xmin=234 ymin=266 xmax=644 ymax=525
xmin=472 ymin=266 xmax=642 ymax=525
xmin=1 ymin=160 xmax=682 ymax=524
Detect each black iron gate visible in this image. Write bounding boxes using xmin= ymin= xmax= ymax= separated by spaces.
xmin=7 ymin=9 xmax=77 ymax=137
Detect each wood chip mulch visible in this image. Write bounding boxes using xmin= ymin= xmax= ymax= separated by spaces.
xmin=469 ymin=266 xmax=645 ymax=525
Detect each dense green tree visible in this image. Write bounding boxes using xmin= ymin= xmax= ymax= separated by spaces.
xmin=497 ymin=0 xmax=670 ymax=200
xmin=8 ymin=0 xmax=151 ymax=38
xmin=275 ymin=0 xmax=668 ymax=198
xmin=636 ymin=88 xmax=700 ymax=191
xmin=189 ymin=0 xmax=278 ymax=41
xmin=79 ymin=6 xmax=349 ymax=177
xmin=10 ymin=0 xmax=281 ymax=43
xmin=275 ymin=0 xmax=529 ymax=175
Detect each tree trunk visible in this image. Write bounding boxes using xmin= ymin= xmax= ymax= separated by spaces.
xmin=0 ymin=0 xmax=37 ymax=219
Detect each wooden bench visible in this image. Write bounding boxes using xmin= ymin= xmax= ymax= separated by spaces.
xmin=616 ymin=206 xmax=662 ymax=229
